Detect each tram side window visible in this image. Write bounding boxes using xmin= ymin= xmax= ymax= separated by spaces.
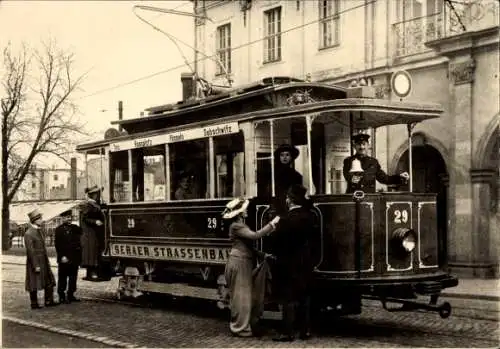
xmin=109 ymin=150 xmax=131 ymax=203
xmin=254 ymin=117 xmax=310 ymax=198
xmin=214 ymin=131 xmax=245 ymax=198
xmin=131 ymin=145 xmax=166 ymax=202
xmin=170 ymin=139 xmax=208 ymax=200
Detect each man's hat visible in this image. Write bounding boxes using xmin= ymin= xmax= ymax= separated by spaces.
xmin=274 ymin=144 xmax=300 ymax=160
xmin=27 ymin=208 xmax=42 ymax=223
xmin=352 ymin=133 xmax=370 ymax=144
xmin=286 ymin=184 xmax=308 ymax=204
xmin=60 ymin=209 xmax=72 ymax=218
xmin=85 ymin=185 xmax=102 ymax=194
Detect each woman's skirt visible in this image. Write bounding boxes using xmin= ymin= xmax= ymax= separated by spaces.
xmin=225 ymin=255 xmax=254 ymax=337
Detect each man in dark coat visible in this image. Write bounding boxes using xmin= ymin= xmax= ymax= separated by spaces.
xmin=273 ymin=144 xmax=303 ymax=214
xmin=55 ymin=209 xmax=82 ymax=303
xmin=24 ymin=209 xmax=58 ymax=309
xmin=343 ymin=133 xmax=409 ymax=193
xmin=80 ymin=185 xmax=105 ymax=280
xmin=271 ymin=184 xmax=315 ymax=342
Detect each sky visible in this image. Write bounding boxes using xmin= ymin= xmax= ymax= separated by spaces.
xmin=1 ymin=0 xmax=194 ymax=168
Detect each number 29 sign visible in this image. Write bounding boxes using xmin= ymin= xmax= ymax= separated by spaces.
xmin=387 ymin=202 xmax=412 ymax=228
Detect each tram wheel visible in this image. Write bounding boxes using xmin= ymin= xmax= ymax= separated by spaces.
xmin=439 ymin=302 xmax=451 ymax=319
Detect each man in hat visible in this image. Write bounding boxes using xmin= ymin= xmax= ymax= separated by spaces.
xmin=80 ymin=185 xmax=105 ymax=280
xmin=343 ymin=133 xmax=409 ymax=193
xmin=55 ymin=210 xmax=82 ymax=303
xmin=273 ymin=144 xmax=303 ymax=213
xmin=24 ymin=209 xmax=58 ymax=309
xmin=174 ymin=170 xmax=198 ymax=200
xmin=270 ymin=184 xmax=316 ymax=342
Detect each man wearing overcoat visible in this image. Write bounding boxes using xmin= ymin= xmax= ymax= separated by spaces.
xmin=343 ymin=133 xmax=409 ymax=193
xmin=24 ymin=209 xmax=58 ymax=309
xmin=270 ymin=184 xmax=315 ymax=342
xmin=55 ymin=209 xmax=82 ymax=303
xmin=80 ymin=185 xmax=105 ymax=280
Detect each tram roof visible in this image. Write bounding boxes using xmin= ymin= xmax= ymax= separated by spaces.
xmin=76 ymin=97 xmax=443 ymax=154
xmin=110 ymin=80 xmax=347 ymax=133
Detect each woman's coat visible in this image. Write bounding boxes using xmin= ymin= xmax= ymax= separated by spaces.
xmin=80 ymin=200 xmax=105 ymax=267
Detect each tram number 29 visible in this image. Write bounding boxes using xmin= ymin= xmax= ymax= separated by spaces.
xmin=207 ymin=217 xmax=217 ymax=229
xmin=394 ymin=210 xmax=409 ymax=224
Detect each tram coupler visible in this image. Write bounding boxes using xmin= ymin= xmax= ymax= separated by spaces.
xmin=117 ymin=267 xmax=143 ymax=300
xmin=363 ymin=295 xmax=452 ymax=319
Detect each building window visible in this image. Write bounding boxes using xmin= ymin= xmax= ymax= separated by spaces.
xmin=263 ymin=7 xmax=282 ymax=63
xmin=32 ymin=182 xmax=36 ymax=188
xmin=216 ymin=23 xmax=231 ymax=75
xmin=318 ymin=0 xmax=340 ymax=49
xmin=393 ymin=0 xmax=444 ymax=57
xmin=53 ymin=174 xmax=58 ymax=181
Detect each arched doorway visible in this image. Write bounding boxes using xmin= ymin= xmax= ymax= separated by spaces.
xmin=396 ymin=145 xmax=448 ymax=265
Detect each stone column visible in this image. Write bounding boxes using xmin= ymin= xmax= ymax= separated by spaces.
xmin=447 ymin=57 xmax=476 ymax=277
xmin=470 ymin=169 xmax=498 ymax=278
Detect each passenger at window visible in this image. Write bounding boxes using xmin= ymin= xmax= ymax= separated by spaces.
xmin=222 ymin=198 xmax=280 ymax=337
xmin=174 ymin=171 xmax=197 ymax=200
xmin=343 ymin=134 xmax=409 ymax=193
xmin=274 ymin=144 xmax=303 ymax=213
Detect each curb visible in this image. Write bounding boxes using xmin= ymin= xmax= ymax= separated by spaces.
xmin=3 ymin=316 xmax=145 ymax=348
xmin=441 ymin=292 xmax=500 ymax=302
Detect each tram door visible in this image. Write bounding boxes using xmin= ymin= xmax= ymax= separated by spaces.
xmin=256 ymin=153 xmax=272 ymax=199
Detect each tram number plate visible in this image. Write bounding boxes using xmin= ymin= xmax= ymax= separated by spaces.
xmin=387 ymin=203 xmax=412 ymax=227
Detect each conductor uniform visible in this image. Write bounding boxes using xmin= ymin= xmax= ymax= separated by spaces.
xmin=343 ymin=134 xmax=406 ymax=193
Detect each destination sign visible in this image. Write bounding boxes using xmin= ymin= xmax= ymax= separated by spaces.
xmin=110 ymin=122 xmax=239 ymax=152
xmin=110 ymin=243 xmax=231 ymax=265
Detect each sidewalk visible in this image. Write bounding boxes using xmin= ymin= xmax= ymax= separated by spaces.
xmin=2 ymin=253 xmax=498 ymax=301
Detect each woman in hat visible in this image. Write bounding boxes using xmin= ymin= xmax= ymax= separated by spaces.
xmin=222 ymin=198 xmax=280 ymax=337
xmin=343 ymin=133 xmax=409 ymax=193
xmin=24 ymin=209 xmax=58 ymax=309
xmin=273 ymin=144 xmax=303 ymax=213
xmin=80 ymin=185 xmax=105 ymax=280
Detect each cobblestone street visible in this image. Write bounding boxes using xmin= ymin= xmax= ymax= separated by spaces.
xmin=2 ymin=262 xmax=499 ymax=348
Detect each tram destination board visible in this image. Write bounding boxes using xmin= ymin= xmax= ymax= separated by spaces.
xmin=110 ymin=242 xmax=231 ymax=265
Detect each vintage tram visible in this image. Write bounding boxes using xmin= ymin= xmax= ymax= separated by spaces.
xmin=76 ymin=77 xmax=458 ymax=318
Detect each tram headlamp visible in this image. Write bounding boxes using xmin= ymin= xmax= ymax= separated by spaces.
xmin=391 ymin=228 xmax=417 ymax=253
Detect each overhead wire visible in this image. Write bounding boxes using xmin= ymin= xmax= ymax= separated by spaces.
xmin=79 ymin=0 xmax=376 ymax=100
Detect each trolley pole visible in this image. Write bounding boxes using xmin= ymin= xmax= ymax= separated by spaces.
xmin=118 ymin=101 xmax=123 ymax=132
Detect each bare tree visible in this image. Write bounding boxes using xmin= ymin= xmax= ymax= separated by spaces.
xmin=1 ymin=40 xmax=87 ymax=250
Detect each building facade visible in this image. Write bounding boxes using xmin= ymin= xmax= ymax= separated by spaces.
xmin=193 ymin=0 xmax=499 ymax=277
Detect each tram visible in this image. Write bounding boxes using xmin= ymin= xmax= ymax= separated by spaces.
xmin=76 ymin=76 xmax=458 ymax=318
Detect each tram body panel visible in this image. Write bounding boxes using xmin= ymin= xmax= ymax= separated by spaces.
xmin=256 ymin=193 xmax=443 ymax=282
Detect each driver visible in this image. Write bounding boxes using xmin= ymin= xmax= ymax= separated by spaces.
xmin=343 ymin=133 xmax=409 ymax=193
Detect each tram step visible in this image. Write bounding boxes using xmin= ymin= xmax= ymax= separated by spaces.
xmin=138 ymin=281 xmax=220 ymax=301
xmin=414 ymin=281 xmax=444 ymax=295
